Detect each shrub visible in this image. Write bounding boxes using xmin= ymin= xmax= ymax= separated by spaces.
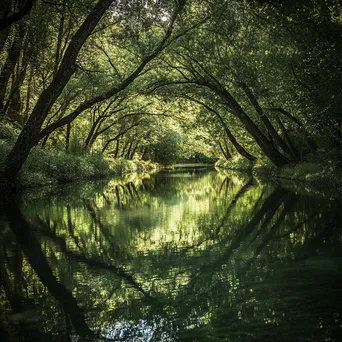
xmin=151 ymin=131 xmax=182 ymax=166
xmin=1 ymin=140 xmax=159 ymax=188
xmin=84 ymin=154 xmax=111 ymax=177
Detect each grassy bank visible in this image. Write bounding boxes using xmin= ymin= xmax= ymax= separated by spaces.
xmin=0 ymin=140 xmax=158 ymax=188
xmin=216 ymin=150 xmax=342 ymax=196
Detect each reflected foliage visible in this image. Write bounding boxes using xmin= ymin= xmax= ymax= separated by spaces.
xmin=1 ymin=170 xmax=342 ymax=341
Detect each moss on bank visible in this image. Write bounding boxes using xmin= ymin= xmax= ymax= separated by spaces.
xmin=0 ymin=140 xmax=158 ymax=188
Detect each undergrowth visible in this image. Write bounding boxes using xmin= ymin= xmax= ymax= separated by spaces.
xmin=0 ymin=140 xmax=158 ymax=188
xmin=215 ymin=147 xmax=342 ymax=194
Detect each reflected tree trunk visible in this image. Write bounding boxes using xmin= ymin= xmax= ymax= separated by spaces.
xmin=242 ymin=193 xmax=297 ymax=272
xmin=195 ymin=188 xmax=288 ymax=278
xmin=6 ymin=204 xmax=94 ymax=339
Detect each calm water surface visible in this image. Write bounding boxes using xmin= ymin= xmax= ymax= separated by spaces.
xmin=1 ymin=169 xmax=342 ymax=341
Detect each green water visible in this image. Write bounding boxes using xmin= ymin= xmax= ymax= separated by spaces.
xmin=1 ymin=170 xmax=342 ymax=341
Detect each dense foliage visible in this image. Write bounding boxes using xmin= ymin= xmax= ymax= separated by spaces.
xmin=0 ymin=0 xmax=341 ymax=188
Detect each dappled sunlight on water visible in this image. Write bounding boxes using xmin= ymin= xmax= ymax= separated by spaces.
xmin=1 ymin=169 xmax=342 ymax=341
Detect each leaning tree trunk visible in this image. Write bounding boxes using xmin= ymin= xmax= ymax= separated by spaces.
xmin=0 ymin=0 xmax=35 ymax=32
xmin=275 ymin=115 xmax=301 ymax=161
xmin=0 ymin=29 xmax=23 ymax=116
xmin=218 ymin=141 xmax=231 ymax=160
xmin=0 ymin=0 xmax=11 ymax=52
xmin=238 ymin=82 xmax=298 ymax=161
xmin=125 ymin=141 xmax=134 ymax=159
xmin=207 ymin=83 xmax=289 ymax=167
xmin=185 ymin=96 xmax=256 ymax=162
xmin=222 ymin=122 xmax=256 ymax=162
xmin=114 ymin=139 xmax=120 ymax=157
xmin=65 ymin=122 xmax=71 ymax=151
xmin=84 ymin=116 xmax=101 ymax=150
xmin=129 ymin=143 xmax=138 ymax=160
xmin=120 ymin=141 xmax=129 ymax=158
xmin=2 ymin=0 xmax=114 ymax=187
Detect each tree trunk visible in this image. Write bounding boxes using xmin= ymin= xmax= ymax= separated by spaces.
xmin=3 ymin=0 xmax=114 ymax=185
xmin=5 ymin=60 xmax=27 ymax=123
xmin=218 ymin=141 xmax=231 ymax=160
xmin=0 ymin=0 xmax=35 ymax=31
xmin=223 ymin=140 xmax=230 ymax=158
xmin=129 ymin=143 xmax=138 ymax=160
xmin=84 ymin=116 xmax=101 ymax=150
xmin=276 ymin=115 xmax=301 ymax=161
xmin=41 ymin=132 xmax=50 ymax=148
xmin=0 ymin=31 xmax=23 ymax=116
xmin=114 ymin=139 xmax=120 ymax=157
xmin=101 ymin=139 xmax=113 ymax=154
xmin=185 ymin=96 xmax=256 ymax=162
xmin=239 ymin=82 xmax=297 ymax=160
xmin=223 ymin=124 xmax=256 ymax=162
xmin=270 ymin=107 xmax=317 ymax=151
xmin=65 ymin=122 xmax=71 ymax=151
xmin=0 ymin=0 xmax=11 ymax=52
xmin=23 ymin=67 xmax=33 ymax=120
xmin=120 ymin=141 xmax=129 ymax=158
xmin=87 ymin=130 xmax=101 ymax=150
xmin=207 ymin=82 xmax=289 ymax=167
xmin=53 ymin=0 xmax=67 ymax=76
xmin=125 ymin=141 xmax=133 ymax=159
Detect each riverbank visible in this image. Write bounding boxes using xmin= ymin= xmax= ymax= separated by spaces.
xmin=0 ymin=140 xmax=158 ymax=189
xmin=216 ymin=153 xmax=342 ymax=198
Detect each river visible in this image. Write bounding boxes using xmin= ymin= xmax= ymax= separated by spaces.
xmin=0 ymin=169 xmax=342 ymax=341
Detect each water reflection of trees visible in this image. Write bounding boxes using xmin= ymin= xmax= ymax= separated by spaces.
xmin=1 ymin=172 xmax=342 ymax=341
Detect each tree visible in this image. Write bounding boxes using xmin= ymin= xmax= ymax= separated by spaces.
xmin=0 ymin=0 xmax=341 ymax=191
xmin=1 ymin=0 xmax=187 ymax=190
xmin=0 ymin=0 xmax=35 ymax=32
xmin=2 ymin=0 xmax=114 ymax=188
xmin=152 ymin=128 xmax=183 ymax=165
